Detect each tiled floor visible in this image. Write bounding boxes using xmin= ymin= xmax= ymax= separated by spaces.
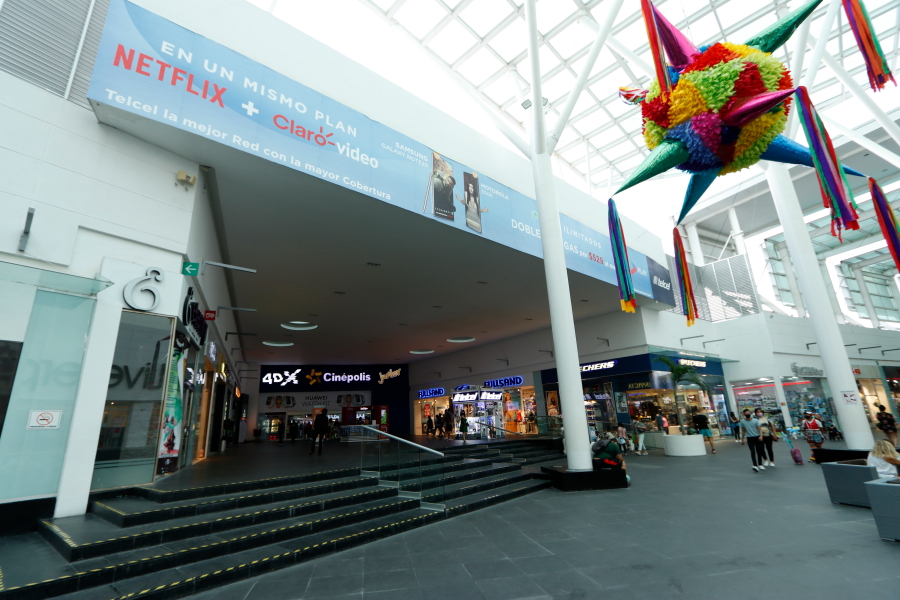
xmin=179 ymin=437 xmax=900 ymax=600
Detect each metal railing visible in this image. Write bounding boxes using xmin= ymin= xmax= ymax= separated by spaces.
xmin=358 ymin=425 xmax=444 ymax=456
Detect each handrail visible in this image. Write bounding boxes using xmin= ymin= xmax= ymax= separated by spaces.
xmin=489 ymin=425 xmax=525 ymax=436
xmin=359 ymin=425 xmax=444 ymax=456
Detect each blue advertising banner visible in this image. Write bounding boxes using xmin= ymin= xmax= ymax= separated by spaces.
xmin=88 ymin=0 xmax=673 ymax=304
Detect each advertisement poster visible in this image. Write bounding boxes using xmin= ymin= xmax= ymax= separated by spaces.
xmin=87 ymin=0 xmax=675 ymax=307
xmin=156 ymin=343 xmax=184 ymax=475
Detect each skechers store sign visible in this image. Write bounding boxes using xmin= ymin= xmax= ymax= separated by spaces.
xmin=87 ymin=0 xmax=675 ymax=307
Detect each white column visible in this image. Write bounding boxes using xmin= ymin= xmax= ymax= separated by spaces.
xmin=765 ymin=163 xmax=874 ymax=449
xmin=772 ymin=377 xmax=794 ymax=428
xmin=819 ymin=262 xmax=847 ymax=324
xmin=685 ymin=222 xmax=706 ymax=266
xmin=54 ymin=297 xmax=123 ymax=517
xmin=776 ymin=242 xmax=806 ymax=317
xmin=727 ymin=207 xmax=747 ymax=255
xmin=584 ymin=141 xmax=592 ymax=196
xmin=525 ymin=0 xmax=591 ymax=471
xmin=853 ymin=267 xmax=881 ymax=328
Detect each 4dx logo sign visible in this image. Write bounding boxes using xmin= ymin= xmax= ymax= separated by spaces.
xmin=261 ymin=369 xmax=302 ymax=386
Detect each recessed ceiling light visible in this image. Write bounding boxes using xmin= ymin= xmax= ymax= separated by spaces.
xmin=447 ymin=337 xmax=475 ymax=343
xmin=580 ymin=299 xmax=588 ymax=302
xmin=410 ymin=349 xmax=434 ymax=354
xmin=281 ymin=323 xmax=317 ymax=331
xmin=433 ymin=306 xmax=442 ymax=308
xmin=309 ymin=314 xmax=318 ymax=316
xmin=399 ymin=323 xmax=407 ymax=326
xmin=334 ymin=291 xmax=346 ymax=295
xmin=289 ymin=321 xmax=309 ymax=325
xmin=367 ymin=262 xmax=381 ymax=266
xmin=263 ymin=341 xmax=294 ymax=347
xmin=525 ymin=318 xmax=533 ymax=321
xmin=477 ymin=281 xmax=488 ymax=284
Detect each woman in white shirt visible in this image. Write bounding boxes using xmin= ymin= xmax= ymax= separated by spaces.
xmin=867 ymin=440 xmax=900 ymax=478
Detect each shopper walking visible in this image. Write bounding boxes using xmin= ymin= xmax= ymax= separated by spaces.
xmin=459 ymin=414 xmax=468 ymax=442
xmin=692 ymin=411 xmax=716 ymax=454
xmin=444 ymin=409 xmax=454 ymax=439
xmin=739 ymin=409 xmax=765 ymax=472
xmin=867 ymin=440 xmax=900 ymax=478
xmin=435 ymin=413 xmax=444 ymax=439
xmin=616 ymin=423 xmax=629 ymax=455
xmin=801 ymin=412 xmax=825 ymax=462
xmin=875 ymin=405 xmax=898 ymax=448
xmin=755 ymin=408 xmax=779 ymax=467
xmin=303 ymin=422 xmax=313 ymax=441
xmin=656 ymin=412 xmax=667 ymax=434
xmin=288 ymin=421 xmax=298 ymax=443
xmin=309 ymin=409 xmax=329 ymax=456
xmin=426 ymin=416 xmax=435 ymax=439
xmin=633 ymin=420 xmax=648 ymax=455
xmin=729 ymin=412 xmax=741 ymax=442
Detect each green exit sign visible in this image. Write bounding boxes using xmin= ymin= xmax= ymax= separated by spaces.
xmin=182 ymin=262 xmax=199 ymax=276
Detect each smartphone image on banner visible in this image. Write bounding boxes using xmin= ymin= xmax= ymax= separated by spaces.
xmin=429 ymin=153 xmax=456 ymax=221
xmin=460 ymin=172 xmax=483 ymax=234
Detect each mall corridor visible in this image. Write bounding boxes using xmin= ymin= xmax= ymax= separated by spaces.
xmin=32 ymin=438 xmax=896 ymax=600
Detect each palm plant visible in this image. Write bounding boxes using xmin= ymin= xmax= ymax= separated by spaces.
xmin=656 ymin=356 xmax=711 ymax=434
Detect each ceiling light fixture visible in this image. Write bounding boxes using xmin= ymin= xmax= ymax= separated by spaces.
xmin=410 ymin=349 xmax=434 ymax=354
xmin=367 ymin=262 xmax=381 ymax=266
xmin=447 ymin=337 xmax=475 ymax=343
xmin=477 ymin=281 xmax=488 ymax=284
xmin=262 ymin=341 xmax=294 ymax=347
xmin=289 ymin=321 xmax=309 ymax=325
xmin=281 ymin=323 xmax=318 ymax=331
xmin=334 ymin=291 xmax=346 ymax=295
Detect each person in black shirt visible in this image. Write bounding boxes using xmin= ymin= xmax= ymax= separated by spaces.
xmin=692 ymin=410 xmax=716 ymax=454
xmin=309 ymin=409 xmax=330 ymax=456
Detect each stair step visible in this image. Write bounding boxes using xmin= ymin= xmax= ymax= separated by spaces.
xmin=422 ymin=471 xmax=538 ymax=503
xmin=378 ymin=458 xmax=492 ymax=482
xmin=2 ymin=505 xmax=442 ymax=600
xmin=521 ymin=454 xmax=567 ymax=466
xmin=44 ymin=487 xmax=398 ymax=561
xmin=89 ymin=476 xmax=378 ymax=528
xmin=36 ymin=496 xmax=420 ymax=589
xmin=91 ymin=467 xmax=362 ymax=505
xmin=400 ymin=463 xmax=521 ymax=492
xmin=444 ymin=479 xmax=552 ymax=515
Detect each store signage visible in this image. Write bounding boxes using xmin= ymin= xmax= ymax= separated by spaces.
xmin=181 ymin=287 xmax=208 ymax=347
xmin=203 ymin=310 xmax=216 ymax=321
xmin=262 ymin=390 xmax=371 ymax=410
xmin=123 ymin=267 xmax=164 ymax=311
xmin=791 ymin=362 xmax=823 ymax=376
xmin=627 ymin=382 xmax=652 ymax=390
xmin=378 ymin=368 xmax=401 ymax=384
xmin=479 ymin=390 xmax=504 ymax=401
xmin=207 ymin=341 xmax=217 ymax=364
xmin=483 ymin=375 xmax=524 ymax=388
xmin=27 ymin=410 xmax=62 ymax=429
xmin=852 ymin=368 xmax=862 ymax=375
xmin=455 ymin=384 xmax=474 ymax=391
xmin=452 ymin=391 xmax=479 ymax=402
xmin=88 ymin=0 xmax=675 ymax=308
xmin=580 ymin=360 xmax=616 ymax=373
xmin=418 ymin=387 xmax=445 ymax=399
xmin=678 ymin=359 xmax=707 ymax=368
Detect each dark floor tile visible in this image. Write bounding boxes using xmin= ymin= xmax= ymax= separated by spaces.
xmin=364 ymin=587 xmax=424 ymax=600
xmin=312 ymin=556 xmax=365 ymax=578
xmin=191 ymin=577 xmax=260 ymax=600
xmin=475 ymin=576 xmax=550 ymax=600
xmin=512 ymin=554 xmax=571 ymax=576
xmin=463 ymin=558 xmax=525 ymax=581
xmin=362 ymin=568 xmax=419 ymax=592
xmin=528 ymin=569 xmax=602 ymax=597
xmin=305 ymin=574 xmax=365 ymax=598
xmin=420 ymin=581 xmax=487 ymax=600
xmin=364 ymin=551 xmax=413 ymax=573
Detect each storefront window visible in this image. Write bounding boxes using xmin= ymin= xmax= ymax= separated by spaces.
xmin=92 ymin=311 xmax=176 ymax=490
xmin=781 ymin=376 xmax=833 ymax=426
xmin=857 ymin=378 xmax=890 ymax=427
xmin=414 ymin=397 xmax=450 ymax=435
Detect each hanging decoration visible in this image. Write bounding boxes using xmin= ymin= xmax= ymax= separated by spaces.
xmin=841 ymin=0 xmax=895 ymax=92
xmin=870 ymin=178 xmax=900 ymax=272
xmin=618 ymin=87 xmax=648 ymax=105
xmin=608 ymin=199 xmax=637 ymax=313
xmin=617 ymin=0 xmax=865 ymax=228
xmin=640 ymin=0 xmax=675 ymax=98
xmin=673 ymin=228 xmax=698 ymax=326
xmin=794 ymin=86 xmax=860 ymax=240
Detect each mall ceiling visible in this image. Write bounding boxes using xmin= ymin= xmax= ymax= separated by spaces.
xmin=93 ymin=101 xmax=664 ymax=366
